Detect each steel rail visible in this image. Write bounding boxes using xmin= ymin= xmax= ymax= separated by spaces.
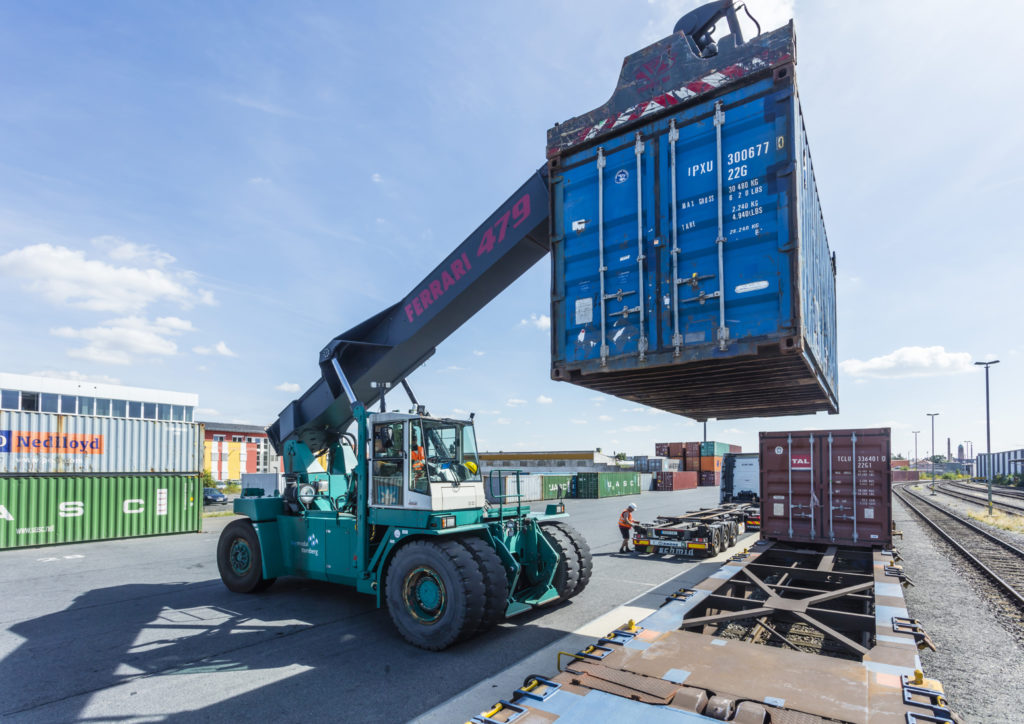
xmin=950 ymin=480 xmax=1024 ymax=501
xmin=894 ymin=484 xmax=1024 ymax=609
xmin=933 ymin=483 xmax=1024 ymax=516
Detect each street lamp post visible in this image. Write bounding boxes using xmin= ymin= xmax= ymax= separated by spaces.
xmin=912 ymin=431 xmax=920 ymax=470
xmin=927 ymin=413 xmax=939 ymax=495
xmin=975 ymin=360 xmax=999 ymax=514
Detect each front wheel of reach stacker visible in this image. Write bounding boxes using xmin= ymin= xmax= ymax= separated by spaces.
xmin=385 ymin=539 xmax=486 ymax=650
xmin=217 ymin=519 xmax=276 ymax=593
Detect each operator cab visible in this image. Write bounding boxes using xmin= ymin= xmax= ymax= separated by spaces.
xmin=369 ymin=412 xmax=486 ymax=511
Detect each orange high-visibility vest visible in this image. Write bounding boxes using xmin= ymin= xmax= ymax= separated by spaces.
xmin=618 ymin=509 xmax=633 ymax=528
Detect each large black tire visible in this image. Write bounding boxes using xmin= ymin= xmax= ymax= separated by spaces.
xmin=455 ymin=536 xmax=509 ymax=636
xmin=385 ymin=539 xmax=486 ymax=650
xmin=217 ymin=519 xmax=276 ymax=593
xmin=539 ymin=523 xmax=581 ymax=601
xmin=548 ymin=521 xmax=592 ymax=598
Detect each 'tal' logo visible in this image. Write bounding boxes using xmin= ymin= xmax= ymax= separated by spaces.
xmin=791 ymin=455 xmax=812 ymax=471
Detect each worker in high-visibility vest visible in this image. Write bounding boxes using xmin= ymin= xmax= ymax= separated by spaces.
xmin=618 ymin=502 xmax=637 ymax=553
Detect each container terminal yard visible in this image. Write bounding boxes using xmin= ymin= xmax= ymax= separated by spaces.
xmin=1 ymin=2 xmax=1023 ymax=723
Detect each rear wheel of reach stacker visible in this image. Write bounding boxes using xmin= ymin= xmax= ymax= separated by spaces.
xmin=548 ymin=522 xmax=592 ymax=597
xmin=217 ymin=519 xmax=276 ymax=593
xmin=539 ymin=523 xmax=583 ymax=601
xmin=385 ymin=539 xmax=486 ymax=650
xmin=455 ymin=535 xmax=509 ymax=636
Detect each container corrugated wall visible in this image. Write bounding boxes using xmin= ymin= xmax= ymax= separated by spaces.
xmin=0 ymin=411 xmax=202 ymax=474
xmin=0 ymin=474 xmax=201 ymax=549
xmin=759 ymin=428 xmax=892 ymax=548
xmin=541 ymin=475 xmax=572 ymax=500
xmin=548 ymin=24 xmax=838 ymax=422
xmin=576 ymin=472 xmax=640 ymax=498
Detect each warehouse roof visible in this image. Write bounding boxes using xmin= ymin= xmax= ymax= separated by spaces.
xmin=200 ymin=421 xmax=268 ymax=434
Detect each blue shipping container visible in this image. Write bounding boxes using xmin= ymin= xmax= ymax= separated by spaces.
xmin=549 ymin=23 xmax=837 ymax=421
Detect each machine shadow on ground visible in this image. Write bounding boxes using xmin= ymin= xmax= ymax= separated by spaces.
xmin=1 ymin=577 xmax=582 ymax=723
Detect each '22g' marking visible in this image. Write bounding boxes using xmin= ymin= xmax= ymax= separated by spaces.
xmin=477 ymin=194 xmax=532 ymax=257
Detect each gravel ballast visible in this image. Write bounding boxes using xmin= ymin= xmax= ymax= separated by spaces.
xmin=894 ymin=495 xmax=1024 ymax=723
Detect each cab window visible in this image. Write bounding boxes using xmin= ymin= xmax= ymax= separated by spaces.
xmin=412 ymin=419 xmax=482 ymax=487
xmin=372 ymin=422 xmax=404 ymax=506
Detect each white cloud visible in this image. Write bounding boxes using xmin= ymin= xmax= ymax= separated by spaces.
xmin=571 ymin=419 xmax=588 ymax=425
xmin=497 ymin=418 xmax=512 ymax=425
xmin=620 ymin=406 xmax=646 ymax=413
xmin=196 ymin=407 xmax=220 ymax=418
xmin=519 ymin=314 xmax=550 ymax=331
xmin=223 ymin=94 xmax=296 ymax=117
xmin=248 ymin=177 xmax=272 ymax=185
xmin=599 ymin=414 xmax=613 ymax=422
xmin=622 ymin=424 xmax=656 ymax=433
xmin=371 ymin=173 xmax=383 ymax=183
xmin=507 ymin=398 xmax=527 ymax=407
xmin=439 ymin=365 xmax=465 ymax=371
xmin=276 ymin=382 xmax=301 ymax=393
xmin=52 ymin=316 xmax=194 ymax=365
xmin=536 ymin=395 xmax=553 ymax=404
xmin=193 ymin=341 xmax=237 ymax=358
xmin=29 ymin=370 xmax=122 ymax=385
xmin=473 ymin=350 xmax=486 ymax=357
xmin=451 ymin=408 xmax=469 ymax=416
xmin=215 ymin=341 xmax=236 ymax=357
xmin=840 ymin=346 xmax=973 ymax=379
xmin=0 ymin=243 xmax=215 ymax=314
xmin=93 ymin=236 xmax=175 ymax=267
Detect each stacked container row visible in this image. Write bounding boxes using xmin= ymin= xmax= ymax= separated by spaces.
xmin=574 ymin=472 xmax=641 ymax=499
xmin=654 ymin=471 xmax=698 ymax=491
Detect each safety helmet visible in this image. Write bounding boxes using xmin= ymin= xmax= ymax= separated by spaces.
xmin=628 ymin=503 xmax=637 ymax=510
xmin=465 ymin=460 xmax=478 ymax=474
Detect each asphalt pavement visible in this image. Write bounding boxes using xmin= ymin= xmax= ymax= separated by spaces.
xmin=0 ymin=487 xmax=751 ymax=723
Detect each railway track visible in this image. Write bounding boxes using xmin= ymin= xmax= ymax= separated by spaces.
xmin=933 ymin=482 xmax=1024 ymax=516
xmin=894 ymin=484 xmax=1024 ymax=609
xmin=947 ymin=479 xmax=1024 ymax=502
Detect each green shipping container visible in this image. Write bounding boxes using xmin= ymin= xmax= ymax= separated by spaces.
xmin=575 ymin=472 xmax=641 ymax=499
xmin=700 ymin=441 xmax=733 ymax=456
xmin=541 ymin=475 xmax=572 ymax=500
xmin=0 ymin=473 xmax=202 ymax=549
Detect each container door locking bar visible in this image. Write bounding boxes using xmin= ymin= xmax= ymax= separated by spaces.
xmin=634 ymin=132 xmax=648 ymax=361
xmin=668 ymin=119 xmax=683 ymax=356
xmin=597 ymin=147 xmax=609 ymax=365
xmin=713 ymin=100 xmax=730 ymax=350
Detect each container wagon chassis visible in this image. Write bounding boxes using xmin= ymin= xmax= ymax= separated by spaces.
xmin=467 ymin=539 xmax=956 ymax=723
xmin=632 ymin=503 xmax=760 ymax=558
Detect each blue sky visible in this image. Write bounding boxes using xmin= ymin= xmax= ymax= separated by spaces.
xmin=0 ymin=1 xmax=1020 ymax=460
